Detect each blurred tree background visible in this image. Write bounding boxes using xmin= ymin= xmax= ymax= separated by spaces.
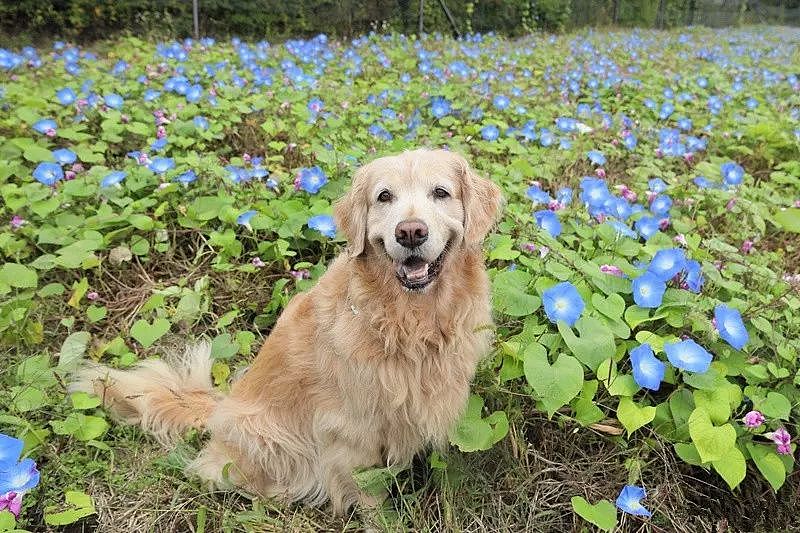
xmin=0 ymin=0 xmax=799 ymax=44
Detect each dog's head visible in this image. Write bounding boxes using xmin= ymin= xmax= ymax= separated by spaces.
xmin=335 ymin=149 xmax=503 ymax=292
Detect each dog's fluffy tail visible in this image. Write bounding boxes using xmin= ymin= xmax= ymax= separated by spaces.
xmin=70 ymin=342 xmax=219 ymax=446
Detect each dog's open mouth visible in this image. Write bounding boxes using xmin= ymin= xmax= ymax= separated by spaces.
xmin=394 ymin=246 xmax=448 ymax=291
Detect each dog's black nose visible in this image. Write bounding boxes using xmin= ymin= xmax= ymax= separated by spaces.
xmin=395 ymin=219 xmax=429 ymax=248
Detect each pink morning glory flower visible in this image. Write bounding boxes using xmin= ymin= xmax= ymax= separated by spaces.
xmin=600 ymin=264 xmax=624 ymax=277
xmin=742 ymin=410 xmax=765 ymax=429
xmin=766 ymin=427 xmax=792 ymax=455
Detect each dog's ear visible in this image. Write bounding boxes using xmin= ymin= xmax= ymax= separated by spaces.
xmin=455 ymin=154 xmax=504 ymax=245
xmin=334 ymin=165 xmax=370 ymax=257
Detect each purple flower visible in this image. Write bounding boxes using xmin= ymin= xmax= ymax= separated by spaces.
xmin=766 ymin=427 xmax=792 ymax=455
xmin=600 ymin=264 xmax=624 ymax=277
xmin=10 ymin=216 xmax=25 ymax=229
xmin=0 ymin=491 xmax=23 ymax=517
xmin=251 ymin=257 xmax=265 ymax=268
xmin=743 ymin=410 xmax=765 ymax=429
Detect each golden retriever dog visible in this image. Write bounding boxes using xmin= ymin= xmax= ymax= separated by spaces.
xmin=72 ymin=148 xmax=503 ymax=513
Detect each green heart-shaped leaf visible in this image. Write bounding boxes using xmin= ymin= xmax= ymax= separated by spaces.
xmin=746 ymin=443 xmax=788 ymax=492
xmin=130 ymin=318 xmax=170 ymax=348
xmin=757 ymin=392 xmax=791 ymax=421
xmin=571 ymin=496 xmax=617 ymax=531
xmin=523 ymin=344 xmax=584 ymax=417
xmin=557 ymin=316 xmax=616 ymax=372
xmin=616 ymin=397 xmax=656 ymax=435
xmin=688 ymin=408 xmax=736 ymax=463
xmin=449 ymin=394 xmax=509 ymax=452
xmin=592 ymin=293 xmax=625 ymax=319
xmin=712 ymin=446 xmax=746 ymax=490
xmin=492 ymin=270 xmax=541 ymax=317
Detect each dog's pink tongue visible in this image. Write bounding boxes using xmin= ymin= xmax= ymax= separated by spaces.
xmin=402 ymin=262 xmax=429 ymax=281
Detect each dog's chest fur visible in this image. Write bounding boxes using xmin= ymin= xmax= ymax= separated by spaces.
xmin=314 ymin=250 xmax=492 ymax=463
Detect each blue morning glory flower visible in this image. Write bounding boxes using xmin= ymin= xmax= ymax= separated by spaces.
xmin=606 ymin=220 xmax=637 ymax=239
xmin=580 ymin=178 xmax=610 ymax=208
xmin=185 ymin=84 xmax=203 ymax=103
xmin=175 ymin=170 xmax=197 ymax=184
xmin=659 ymin=102 xmax=675 ymax=119
xmin=664 ymin=339 xmax=712 ymax=373
xmin=526 ymin=186 xmax=552 ymax=204
xmin=616 ymin=485 xmax=652 ymax=517
xmin=693 ymin=176 xmax=715 ymax=189
xmin=52 ymin=148 xmax=77 ymax=165
xmin=100 ymin=171 xmax=127 ymax=187
xmin=587 ymin=150 xmax=606 ymax=166
xmin=32 ymin=162 xmax=64 ymax=186
xmin=481 ymin=124 xmax=500 ymax=141
xmin=647 ymin=248 xmax=686 ymax=281
xmin=143 ymin=89 xmax=161 ymax=102
xmin=556 ymin=187 xmax=573 ymax=205
xmin=534 ymin=210 xmax=562 ymax=238
xmin=237 ymin=210 xmax=257 ymax=226
xmin=32 ymin=119 xmax=57 ymax=135
xmin=630 ymin=343 xmax=665 ymax=391
xmin=649 ymin=195 xmax=672 ymax=216
xmin=542 ymin=282 xmax=585 ymax=327
xmin=308 ymin=214 xmax=336 ymax=238
xmin=55 ymin=87 xmax=76 ymax=105
xmin=151 ymin=138 xmax=168 ymax=152
xmin=715 ymin=304 xmax=749 ymax=350
xmin=677 ymin=256 xmax=699 ymax=286
xmin=492 ymin=94 xmax=510 ymax=110
xmin=294 ymin=166 xmax=328 ymax=194
xmin=0 ymin=457 xmax=40 ymax=495
xmin=104 ymin=93 xmax=123 ymax=110
xmin=193 ymin=116 xmax=209 ymax=130
xmin=431 ymin=97 xmax=451 ymax=119
xmin=622 ymin=134 xmax=637 ymax=150
xmin=635 ymin=216 xmax=660 ymax=240
xmin=721 ymin=162 xmax=744 ymax=186
xmin=632 ymin=272 xmax=666 ymax=308
xmin=0 ymin=434 xmax=24 ymax=467
xmin=556 ymin=117 xmax=577 ymax=133
xmin=308 ymin=97 xmax=324 ymax=113
xmin=148 ymin=157 xmax=175 ymax=174
xmin=539 ymin=128 xmax=555 ymax=147
xmin=648 ymin=178 xmax=668 ymax=193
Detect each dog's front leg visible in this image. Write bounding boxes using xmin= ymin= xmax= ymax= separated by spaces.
xmin=318 ymin=436 xmax=384 ymax=514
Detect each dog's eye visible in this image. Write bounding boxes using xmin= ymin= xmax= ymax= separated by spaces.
xmin=433 ymin=187 xmax=450 ymax=199
xmin=377 ymin=190 xmax=393 ymax=203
